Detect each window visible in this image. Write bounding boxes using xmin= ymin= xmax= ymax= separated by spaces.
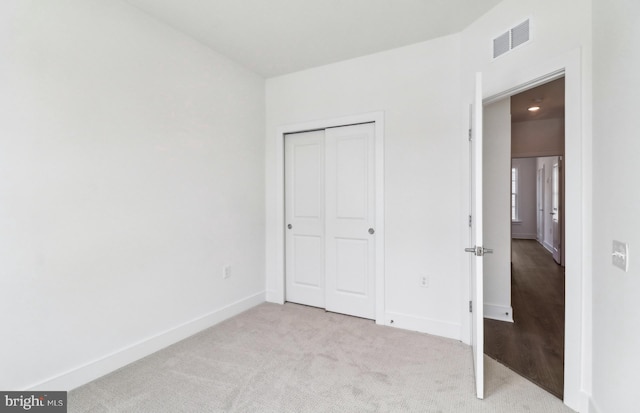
xmin=511 ymin=167 xmax=519 ymax=221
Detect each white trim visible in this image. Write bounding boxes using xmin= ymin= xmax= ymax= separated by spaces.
xmin=542 ymin=240 xmax=555 ymax=254
xmin=28 ymin=292 xmax=265 ymax=391
xmin=269 ymin=112 xmax=385 ymax=324
xmin=265 ymin=289 xmax=281 ymax=303
xmin=484 ymin=303 xmax=514 ymax=322
xmin=512 ymin=149 xmax=564 ymax=158
xmin=585 ymin=393 xmax=602 ymax=413
xmin=484 ymin=68 xmax=565 ymax=104
xmin=385 ymin=311 xmax=460 ymax=340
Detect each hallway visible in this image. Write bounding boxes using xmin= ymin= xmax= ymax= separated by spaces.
xmin=484 ymin=239 xmax=565 ymax=398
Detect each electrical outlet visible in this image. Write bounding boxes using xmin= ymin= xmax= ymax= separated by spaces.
xmin=223 ymin=265 xmax=231 ymax=279
xmin=420 ymin=276 xmax=429 ymax=288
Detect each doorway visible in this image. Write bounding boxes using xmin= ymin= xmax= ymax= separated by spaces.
xmin=484 ymin=78 xmax=566 ymax=398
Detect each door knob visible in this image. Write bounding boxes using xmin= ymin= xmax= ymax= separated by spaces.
xmin=287 ymin=224 xmax=292 ymax=229
xmin=368 ymin=228 xmax=375 ymax=234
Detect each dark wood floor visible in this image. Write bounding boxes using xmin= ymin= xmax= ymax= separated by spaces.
xmin=484 ymin=239 xmax=565 ymax=399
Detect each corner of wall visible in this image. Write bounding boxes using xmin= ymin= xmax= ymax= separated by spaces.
xmin=29 ymin=293 xmax=265 ymax=391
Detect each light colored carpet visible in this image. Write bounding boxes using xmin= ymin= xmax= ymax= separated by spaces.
xmin=69 ymin=303 xmax=575 ymax=412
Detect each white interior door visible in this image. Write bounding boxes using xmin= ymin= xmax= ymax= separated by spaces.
xmin=537 ymin=164 xmax=545 ymax=242
xmin=552 ymin=158 xmax=561 ymax=264
xmin=325 ymin=123 xmax=376 ymax=319
xmin=467 ymin=72 xmax=485 ymax=399
xmin=285 ymin=130 xmax=326 ymax=308
xmin=285 ymin=123 xmax=376 ymax=320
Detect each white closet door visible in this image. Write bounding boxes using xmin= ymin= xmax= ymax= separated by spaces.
xmin=284 ymin=130 xmax=325 ymax=308
xmin=325 ymin=123 xmax=376 ymax=319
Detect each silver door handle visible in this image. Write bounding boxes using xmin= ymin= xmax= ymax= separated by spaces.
xmin=287 ymin=224 xmax=292 ymax=229
xmin=368 ymin=228 xmax=375 ymax=234
xmin=465 ymin=246 xmax=493 ymax=256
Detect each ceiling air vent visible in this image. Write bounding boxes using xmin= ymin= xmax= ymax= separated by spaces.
xmin=492 ymin=19 xmax=531 ymax=59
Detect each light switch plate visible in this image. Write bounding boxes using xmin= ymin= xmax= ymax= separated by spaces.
xmin=612 ymin=240 xmax=629 ymax=272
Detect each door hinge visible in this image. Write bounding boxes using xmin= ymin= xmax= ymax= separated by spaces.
xmin=469 ymin=301 xmax=473 ymax=313
xmin=468 ymin=128 xmax=472 ymax=141
xmin=468 ymin=215 xmax=472 ymax=227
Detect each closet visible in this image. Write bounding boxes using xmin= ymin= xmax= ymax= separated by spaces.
xmin=284 ymin=123 xmax=376 ymax=319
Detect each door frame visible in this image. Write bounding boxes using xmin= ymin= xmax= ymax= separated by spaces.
xmin=469 ymin=72 xmax=485 ymax=399
xmin=478 ymin=49 xmax=588 ymax=410
xmin=272 ymin=111 xmax=385 ymax=324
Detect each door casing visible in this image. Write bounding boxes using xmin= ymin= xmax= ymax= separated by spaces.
xmin=475 ymin=49 xmax=587 ymax=410
xmin=469 ymin=72 xmax=485 ymax=399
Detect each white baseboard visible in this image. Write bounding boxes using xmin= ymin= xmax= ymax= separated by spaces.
xmin=511 ymin=233 xmax=537 ymax=239
xmin=265 ymin=289 xmax=284 ymax=304
xmin=543 ymin=240 xmax=554 ymax=253
xmin=584 ymin=393 xmax=601 ymax=413
xmin=483 ymin=303 xmax=514 ymax=322
xmin=29 ymin=292 xmax=265 ymax=391
xmin=384 ymin=311 xmax=460 ymax=341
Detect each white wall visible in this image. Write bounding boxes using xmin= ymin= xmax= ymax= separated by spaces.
xmin=0 ymin=0 xmax=265 ymax=390
xmin=460 ymin=0 xmax=591 ymax=97
xmin=266 ymin=36 xmax=465 ymax=340
xmin=483 ymin=98 xmax=513 ymax=321
xmin=460 ymin=0 xmax=592 ymax=409
xmin=512 ymin=118 xmax=565 ymax=158
xmin=511 ymin=157 xmax=537 ymax=239
xmin=592 ymin=0 xmax=640 ymax=411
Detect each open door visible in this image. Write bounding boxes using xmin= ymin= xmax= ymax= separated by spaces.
xmin=466 ymin=72 xmax=490 ymax=399
xmin=537 ymin=165 xmax=545 ymax=243
xmin=551 ymin=157 xmax=562 ymax=264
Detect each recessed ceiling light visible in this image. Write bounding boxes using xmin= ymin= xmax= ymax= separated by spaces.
xmin=528 ymin=106 xmax=541 ymax=112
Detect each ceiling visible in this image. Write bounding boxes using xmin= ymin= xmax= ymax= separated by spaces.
xmin=125 ymin=0 xmax=503 ymax=77
xmin=510 ymin=78 xmax=565 ymax=123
